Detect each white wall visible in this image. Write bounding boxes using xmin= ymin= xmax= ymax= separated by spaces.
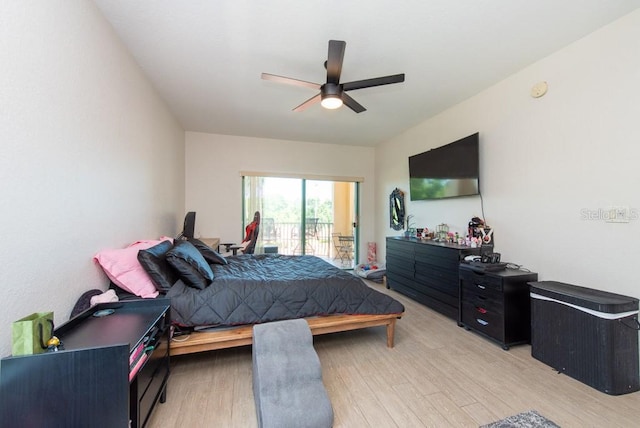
xmin=376 ymin=10 xmax=640 ymax=298
xmin=185 ymin=132 xmax=375 ymax=254
xmin=0 ymin=1 xmax=185 ymax=356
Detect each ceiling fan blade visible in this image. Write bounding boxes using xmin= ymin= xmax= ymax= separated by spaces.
xmin=342 ymin=73 xmax=405 ymax=91
xmin=261 ymin=73 xmax=321 ymax=90
xmin=326 ymin=40 xmax=346 ymax=84
xmin=342 ymin=93 xmax=366 ymax=113
xmin=293 ymin=93 xmax=321 ymax=112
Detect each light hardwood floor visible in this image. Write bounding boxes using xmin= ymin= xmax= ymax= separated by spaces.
xmin=147 ymin=281 xmax=640 ymax=427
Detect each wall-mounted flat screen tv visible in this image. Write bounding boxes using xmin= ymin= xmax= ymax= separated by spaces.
xmin=408 ymin=132 xmax=479 ymax=200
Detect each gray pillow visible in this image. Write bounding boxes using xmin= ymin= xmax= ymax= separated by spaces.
xmin=166 ymin=240 xmax=214 ymax=290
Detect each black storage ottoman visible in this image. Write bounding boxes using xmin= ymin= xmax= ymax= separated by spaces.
xmin=530 ymin=281 xmax=639 ymax=395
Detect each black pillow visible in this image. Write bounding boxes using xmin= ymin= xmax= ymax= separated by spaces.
xmin=166 ymin=240 xmax=214 ymax=290
xmin=137 ymin=240 xmax=180 ymax=293
xmin=190 ymin=238 xmax=228 ymax=265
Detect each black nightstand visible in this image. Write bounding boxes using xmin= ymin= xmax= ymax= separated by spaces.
xmin=458 ymin=264 xmax=538 ymax=350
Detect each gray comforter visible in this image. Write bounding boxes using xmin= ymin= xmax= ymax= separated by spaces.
xmin=166 ymin=254 xmax=404 ymax=327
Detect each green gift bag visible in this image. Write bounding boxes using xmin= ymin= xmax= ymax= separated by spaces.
xmin=11 ymin=312 xmax=54 ymax=356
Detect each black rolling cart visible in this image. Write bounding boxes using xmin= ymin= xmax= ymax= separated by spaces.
xmin=458 ymin=264 xmax=538 ymax=350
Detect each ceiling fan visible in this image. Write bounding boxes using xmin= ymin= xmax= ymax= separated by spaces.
xmin=261 ymin=40 xmax=405 ymax=113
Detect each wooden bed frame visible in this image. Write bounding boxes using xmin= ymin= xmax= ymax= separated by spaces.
xmin=169 ymin=312 xmax=403 ymax=356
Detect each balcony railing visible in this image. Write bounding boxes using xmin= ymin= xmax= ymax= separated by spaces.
xmin=260 ymin=221 xmax=337 ymax=258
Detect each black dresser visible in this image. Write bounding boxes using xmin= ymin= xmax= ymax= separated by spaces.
xmin=0 ymin=298 xmax=170 ymax=428
xmin=386 ymin=237 xmax=479 ymax=319
xmin=459 ymin=264 xmax=538 ymax=349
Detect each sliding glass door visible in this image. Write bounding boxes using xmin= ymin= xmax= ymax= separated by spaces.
xmin=242 ymin=175 xmax=358 ymax=268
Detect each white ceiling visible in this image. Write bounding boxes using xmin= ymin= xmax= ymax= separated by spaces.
xmin=93 ymin=1 xmax=639 ymax=147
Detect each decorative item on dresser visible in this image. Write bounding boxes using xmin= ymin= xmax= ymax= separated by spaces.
xmin=458 ymin=264 xmax=538 ymax=350
xmin=386 ymin=236 xmax=479 ymax=320
xmin=0 ymin=299 xmax=171 ymax=428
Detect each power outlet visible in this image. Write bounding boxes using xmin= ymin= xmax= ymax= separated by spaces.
xmin=606 ymin=206 xmax=630 ymax=223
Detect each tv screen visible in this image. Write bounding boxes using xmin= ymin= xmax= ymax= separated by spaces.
xmin=408 ymin=133 xmax=479 ymax=200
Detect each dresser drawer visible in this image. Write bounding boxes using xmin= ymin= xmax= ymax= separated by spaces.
xmin=460 ymin=269 xmax=503 ymax=292
xmin=415 ymin=247 xmax=460 ymax=270
xmin=386 ymin=271 xmax=416 ymax=290
xmin=461 ymin=278 xmax=502 ymax=295
xmin=136 ymin=340 xmax=166 ymax=397
xmin=461 ymin=278 xmax=502 ymax=300
xmin=386 ymin=254 xmax=414 ymax=276
xmin=139 ymin=359 xmax=168 ymax=428
xmin=460 ymin=301 xmax=503 ymax=340
xmin=461 ymin=287 xmax=504 ymax=314
xmin=386 ymin=239 xmax=415 ymax=256
xmin=136 ymin=333 xmax=169 ymax=428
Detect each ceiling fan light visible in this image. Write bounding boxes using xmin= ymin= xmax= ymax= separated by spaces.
xmin=321 ymin=95 xmax=343 ymax=109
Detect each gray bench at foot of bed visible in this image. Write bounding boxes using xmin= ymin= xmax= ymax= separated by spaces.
xmin=252 ymin=319 xmax=334 ymax=428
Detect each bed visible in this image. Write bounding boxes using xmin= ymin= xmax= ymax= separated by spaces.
xmin=96 ymin=238 xmax=405 ymax=357
xmin=170 ymin=312 xmax=402 ymax=356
